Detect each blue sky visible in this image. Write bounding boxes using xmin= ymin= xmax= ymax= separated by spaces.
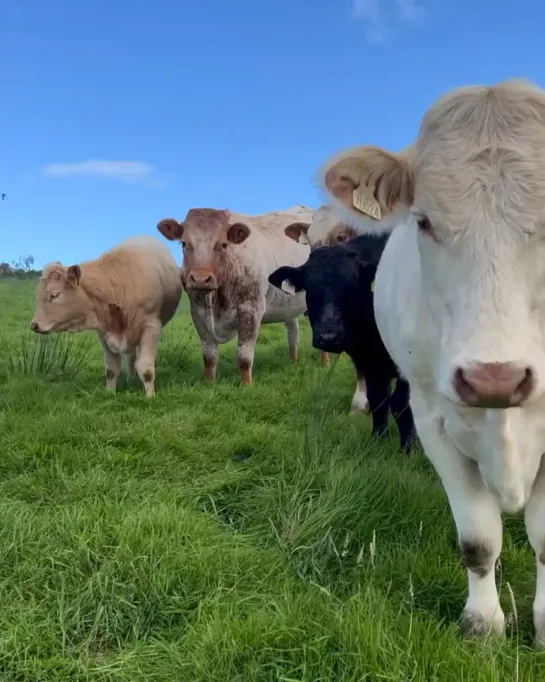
xmin=2 ymin=0 xmax=545 ymax=269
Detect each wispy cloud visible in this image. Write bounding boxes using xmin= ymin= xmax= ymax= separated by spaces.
xmin=42 ymin=160 xmax=159 ymax=185
xmin=352 ymin=0 xmax=427 ymax=43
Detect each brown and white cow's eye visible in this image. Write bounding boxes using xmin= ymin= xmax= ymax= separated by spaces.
xmin=50 ymin=292 xmax=59 ymax=301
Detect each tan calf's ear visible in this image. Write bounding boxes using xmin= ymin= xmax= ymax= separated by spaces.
xmin=227 ymin=222 xmax=251 ymax=245
xmin=320 ymin=145 xmax=414 ymax=220
xmin=157 ymin=218 xmax=184 ymax=241
xmin=284 ymin=222 xmax=310 ymax=244
xmin=67 ymin=265 xmax=81 ymax=286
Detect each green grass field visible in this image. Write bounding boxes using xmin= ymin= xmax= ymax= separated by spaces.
xmin=0 ymin=279 xmax=543 ymax=681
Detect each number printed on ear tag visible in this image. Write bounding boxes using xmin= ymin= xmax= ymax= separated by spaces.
xmin=352 ymin=186 xmax=382 ymax=221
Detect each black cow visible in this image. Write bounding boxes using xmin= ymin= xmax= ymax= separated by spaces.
xmin=269 ymin=233 xmax=415 ymax=453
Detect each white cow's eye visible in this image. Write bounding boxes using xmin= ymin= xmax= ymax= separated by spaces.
xmin=417 ymin=216 xmax=438 ymax=242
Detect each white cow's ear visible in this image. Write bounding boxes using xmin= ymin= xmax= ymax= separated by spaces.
xmin=317 ymin=145 xmax=414 ymax=233
xmin=281 ymin=279 xmax=297 ymax=295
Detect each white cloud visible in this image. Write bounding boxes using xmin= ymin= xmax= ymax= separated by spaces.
xmin=352 ymin=0 xmax=427 ymax=42
xmin=42 ymin=160 xmax=159 ymax=185
xmin=395 ymin=0 xmax=427 ymax=24
xmin=352 ymin=0 xmax=385 ymax=42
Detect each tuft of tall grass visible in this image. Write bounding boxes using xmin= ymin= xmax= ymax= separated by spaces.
xmin=0 ymin=330 xmax=94 ymax=381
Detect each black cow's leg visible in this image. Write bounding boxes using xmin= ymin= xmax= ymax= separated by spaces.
xmin=366 ymin=375 xmax=391 ymax=441
xmin=390 ymin=376 xmax=416 ymax=453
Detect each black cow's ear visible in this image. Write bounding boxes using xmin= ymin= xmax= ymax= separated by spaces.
xmin=269 ymin=266 xmax=305 ymax=294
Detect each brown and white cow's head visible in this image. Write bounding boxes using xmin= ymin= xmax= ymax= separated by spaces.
xmin=31 ymin=262 xmax=92 ymax=334
xmin=320 ymin=79 xmax=545 ymax=409
xmin=157 ymin=209 xmax=251 ymax=293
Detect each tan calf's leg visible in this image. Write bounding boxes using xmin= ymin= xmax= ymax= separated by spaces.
xmin=136 ymin=323 xmax=162 ymax=397
xmin=98 ymin=333 xmax=122 ymax=392
xmin=236 ymin=305 xmax=261 ymax=385
xmin=126 ymin=349 xmax=137 ymax=377
xmin=284 ymin=318 xmax=299 ymax=362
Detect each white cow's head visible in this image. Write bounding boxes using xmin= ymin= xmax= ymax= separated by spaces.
xmin=320 ymin=79 xmax=545 ymax=409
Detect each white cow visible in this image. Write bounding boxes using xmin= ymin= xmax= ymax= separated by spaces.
xmin=319 ymin=78 xmax=545 ymax=648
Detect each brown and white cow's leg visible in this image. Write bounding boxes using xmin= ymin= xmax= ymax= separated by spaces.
xmin=284 ymin=318 xmax=299 ymax=362
xmin=98 ymin=333 xmax=122 ymax=392
xmin=320 ymin=351 xmax=330 ymax=366
xmin=135 ymin=322 xmax=161 ymax=397
xmin=350 ymin=372 xmax=369 ymax=414
xmin=236 ymin=304 xmax=261 ymax=385
xmin=201 ymin=340 xmax=219 ymax=381
xmin=411 ymin=392 xmax=505 ymax=638
xmin=524 ymin=456 xmax=545 ymax=649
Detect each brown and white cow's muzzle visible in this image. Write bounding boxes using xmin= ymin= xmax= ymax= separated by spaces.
xmin=185 ymin=268 xmax=218 ymax=292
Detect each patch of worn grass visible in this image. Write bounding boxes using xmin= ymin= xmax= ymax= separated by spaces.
xmin=0 ymin=279 xmax=542 ymax=681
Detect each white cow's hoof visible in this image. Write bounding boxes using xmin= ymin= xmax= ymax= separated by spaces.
xmin=460 ymin=607 xmax=505 ymax=639
xmin=534 ymin=610 xmax=545 ymax=650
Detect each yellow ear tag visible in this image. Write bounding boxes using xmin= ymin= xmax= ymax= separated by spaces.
xmin=370 ymin=280 xmax=375 ymax=292
xmin=352 ymin=186 xmax=382 ymax=221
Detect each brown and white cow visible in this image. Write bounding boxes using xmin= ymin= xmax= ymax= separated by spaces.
xmin=157 ymin=206 xmax=312 ymax=384
xmin=31 ymin=236 xmax=182 ymax=396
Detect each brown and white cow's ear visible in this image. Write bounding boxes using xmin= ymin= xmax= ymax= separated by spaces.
xmin=227 ymin=222 xmax=251 ymax=245
xmin=66 ymin=264 xmax=81 ymax=286
xmin=108 ymin=303 xmax=126 ymax=333
xmin=319 ymin=145 xmax=414 ymax=231
xmin=268 ymin=266 xmax=305 ymax=295
xmin=157 ymin=218 xmax=184 ymax=241
xmin=284 ymin=222 xmax=311 ymax=245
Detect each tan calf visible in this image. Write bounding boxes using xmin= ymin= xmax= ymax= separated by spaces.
xmin=31 ymin=236 xmax=182 ymax=396
xmin=157 ymin=206 xmax=312 ymax=385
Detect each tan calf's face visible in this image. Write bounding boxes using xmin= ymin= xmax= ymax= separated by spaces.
xmin=31 ymin=263 xmax=89 ymax=334
xmin=157 ymin=209 xmax=251 ymax=291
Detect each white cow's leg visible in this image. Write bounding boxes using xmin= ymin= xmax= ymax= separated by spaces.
xmin=413 ymin=402 xmax=504 ymax=637
xmin=350 ymin=371 xmax=368 ymax=414
xmin=236 ymin=303 xmax=261 ymax=386
xmin=98 ymin=332 xmax=122 ymax=392
xmin=524 ymin=455 xmax=545 ymax=649
xmin=135 ymin=322 xmax=161 ymax=397
xmin=284 ymin=318 xmax=299 ymax=362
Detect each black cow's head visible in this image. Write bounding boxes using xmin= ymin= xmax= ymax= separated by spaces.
xmin=269 ymin=234 xmax=388 ymax=354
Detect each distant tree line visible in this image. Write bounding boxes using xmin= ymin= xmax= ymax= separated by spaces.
xmin=0 ymin=255 xmax=42 ymax=279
